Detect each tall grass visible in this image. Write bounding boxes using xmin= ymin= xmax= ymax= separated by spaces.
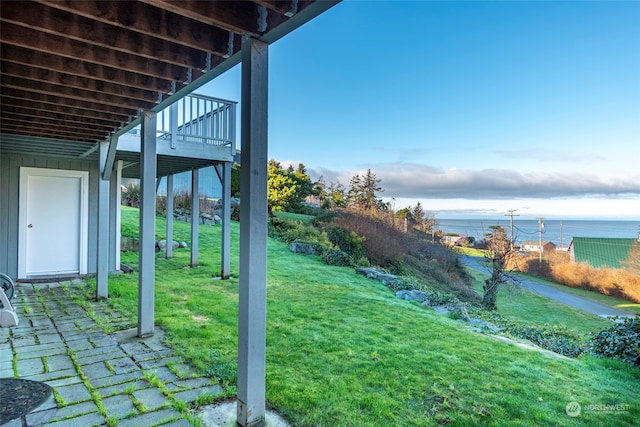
xmin=511 ymin=252 xmax=640 ymax=303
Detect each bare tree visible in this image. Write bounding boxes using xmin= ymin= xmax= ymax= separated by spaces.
xmin=482 ymin=225 xmax=514 ymax=311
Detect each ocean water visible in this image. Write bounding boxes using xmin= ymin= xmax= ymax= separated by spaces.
xmin=436 ymin=219 xmax=640 ymax=249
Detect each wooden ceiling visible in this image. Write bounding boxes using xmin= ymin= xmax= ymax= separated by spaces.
xmin=0 ymin=0 xmax=335 ymax=152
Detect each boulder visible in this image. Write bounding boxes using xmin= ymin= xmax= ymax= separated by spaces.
xmin=355 ymin=267 xmax=399 ymax=285
xmin=289 ymin=242 xmax=319 ymax=255
xmin=396 ymin=289 xmax=429 ymax=303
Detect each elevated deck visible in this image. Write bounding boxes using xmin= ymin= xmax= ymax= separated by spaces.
xmin=115 ymin=94 xmax=237 ymax=179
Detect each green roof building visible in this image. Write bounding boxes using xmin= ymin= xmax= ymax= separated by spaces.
xmin=569 ymin=237 xmax=637 ymax=269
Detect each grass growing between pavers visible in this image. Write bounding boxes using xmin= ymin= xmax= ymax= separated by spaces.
xmin=87 ymin=207 xmax=640 ymax=426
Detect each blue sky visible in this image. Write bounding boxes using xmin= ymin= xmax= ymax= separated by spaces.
xmin=203 ymin=0 xmax=640 ymax=219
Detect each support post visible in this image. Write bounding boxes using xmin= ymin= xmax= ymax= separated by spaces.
xmin=237 ymin=38 xmax=268 ymax=427
xmin=109 ymin=161 xmax=123 ymax=272
xmin=138 ymin=111 xmax=157 ymax=337
xmin=221 ymin=162 xmax=231 ymax=279
xmin=190 ymin=169 xmax=199 ymax=267
xmin=96 ymin=140 xmax=110 ymax=299
xmin=166 ymin=174 xmax=174 ymax=258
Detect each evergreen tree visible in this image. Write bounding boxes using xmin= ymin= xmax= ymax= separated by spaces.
xmin=348 ymin=169 xmax=383 ymax=210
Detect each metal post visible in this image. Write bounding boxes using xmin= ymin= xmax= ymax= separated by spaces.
xmin=221 ymin=162 xmax=231 ymax=279
xmin=166 ymin=174 xmax=174 ymax=258
xmin=191 ymin=169 xmax=199 ymax=267
xmin=96 ymin=140 xmax=110 ymax=299
xmin=138 ymin=111 xmax=157 ymax=337
xmin=237 ymin=38 xmax=268 ymax=427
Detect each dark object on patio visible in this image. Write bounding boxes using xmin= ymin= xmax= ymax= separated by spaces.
xmin=0 ymin=378 xmax=53 ymax=424
xmin=0 ymin=272 xmax=14 ymax=302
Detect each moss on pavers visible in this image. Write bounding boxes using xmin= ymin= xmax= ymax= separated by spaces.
xmin=45 ymin=410 xmax=106 ymax=426
xmin=96 ymin=380 xmax=149 ymax=398
xmin=101 ymin=394 xmax=138 ymax=420
xmin=78 ymin=362 xmax=114 ymax=381
xmin=116 ymin=407 xmax=183 ymax=427
xmin=132 ymin=387 xmax=170 ymax=411
xmin=91 ymin=371 xmax=145 ymax=389
xmin=54 ymin=382 xmax=92 ymax=405
xmin=16 ymin=357 xmax=46 ymax=377
xmin=173 ymin=386 xmax=223 ymax=404
xmin=48 ymin=400 xmax=101 ymax=422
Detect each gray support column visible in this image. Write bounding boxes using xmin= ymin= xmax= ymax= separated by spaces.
xmin=109 ymin=160 xmax=123 ymax=272
xmin=166 ymin=174 xmax=174 ymax=258
xmin=190 ymin=169 xmax=199 ymax=267
xmin=221 ymin=162 xmax=231 ymax=279
xmin=237 ymin=38 xmax=268 ymax=427
xmin=138 ymin=111 xmax=157 ymax=337
xmin=96 ymin=140 xmax=110 ymax=299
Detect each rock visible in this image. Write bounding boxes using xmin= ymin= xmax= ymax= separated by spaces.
xmin=213 ymin=215 xmax=221 ymax=224
xmin=468 ymin=318 xmax=501 ymax=333
xmin=355 ymin=267 xmax=398 ymax=285
xmin=179 ymin=241 xmax=188 ymax=249
xmin=201 ymin=212 xmax=213 ymax=220
xmin=120 ymin=236 xmax=139 ymax=252
xmin=289 ymin=242 xmax=318 ymax=255
xmin=157 ymin=240 xmax=180 ymax=250
xmin=433 ymin=305 xmax=451 ymax=315
xmin=396 ymin=289 xmax=428 ymax=303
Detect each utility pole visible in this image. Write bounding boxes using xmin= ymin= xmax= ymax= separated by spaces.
xmin=505 ymin=209 xmax=519 ymax=251
xmin=537 ymin=217 xmax=544 ymax=263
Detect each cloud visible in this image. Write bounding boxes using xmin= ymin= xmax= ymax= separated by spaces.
xmin=493 ymin=148 xmax=606 ymax=163
xmin=309 ymin=162 xmax=640 ymax=200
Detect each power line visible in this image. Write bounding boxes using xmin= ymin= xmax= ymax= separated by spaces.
xmin=505 ymin=209 xmax=519 ymax=251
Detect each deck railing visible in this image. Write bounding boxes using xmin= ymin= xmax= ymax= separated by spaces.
xmin=127 ymin=94 xmax=237 ymax=153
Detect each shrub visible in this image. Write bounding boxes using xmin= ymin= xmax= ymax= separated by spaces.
xmin=121 ymin=183 xmax=140 ymax=207
xmin=589 ymin=317 xmax=640 ymax=366
xmin=326 ymin=226 xmax=366 ymax=260
xmin=323 ymin=249 xmax=353 ymax=267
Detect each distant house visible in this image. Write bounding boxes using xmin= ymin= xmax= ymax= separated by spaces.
xmin=520 ymin=240 xmax=556 ymax=253
xmin=568 ymin=237 xmax=637 ymax=269
xmin=442 ymin=235 xmax=469 ymax=247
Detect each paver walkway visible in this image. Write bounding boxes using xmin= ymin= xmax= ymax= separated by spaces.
xmin=1 ymin=280 xmax=222 ymax=426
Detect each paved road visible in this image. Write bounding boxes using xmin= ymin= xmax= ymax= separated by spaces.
xmin=461 ymin=255 xmax=632 ymax=318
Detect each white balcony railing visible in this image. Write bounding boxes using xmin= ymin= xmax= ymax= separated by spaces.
xmin=127 ymin=94 xmax=237 ymax=153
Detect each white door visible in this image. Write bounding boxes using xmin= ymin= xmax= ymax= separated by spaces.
xmin=19 ymin=168 xmax=89 ymax=278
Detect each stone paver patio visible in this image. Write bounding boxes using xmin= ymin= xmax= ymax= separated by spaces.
xmin=1 ymin=280 xmax=222 ymax=426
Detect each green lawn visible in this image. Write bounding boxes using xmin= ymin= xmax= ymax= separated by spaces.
xmin=469 ymin=270 xmax=611 ymax=334
xmin=272 ymin=211 xmax=316 ymax=224
xmin=90 ymin=207 xmax=639 ymax=426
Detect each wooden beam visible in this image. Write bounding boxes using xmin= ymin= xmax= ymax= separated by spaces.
xmin=0 ymin=105 xmax=119 ymax=129
xmin=1 ymin=45 xmax=174 ymax=93
xmin=141 ymin=0 xmax=261 ymax=36
xmin=0 ymin=88 xmax=141 ymax=117
xmin=1 ymin=61 xmax=157 ymax=103
xmin=1 ymin=112 xmax=114 ymax=133
xmin=1 ymin=75 xmax=150 ymax=110
xmin=1 ymin=23 xmax=200 ymax=83
xmin=0 ymin=94 xmax=132 ymax=122
xmin=1 ymin=3 xmax=216 ymax=68
xmin=36 ymin=0 xmax=235 ymax=55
